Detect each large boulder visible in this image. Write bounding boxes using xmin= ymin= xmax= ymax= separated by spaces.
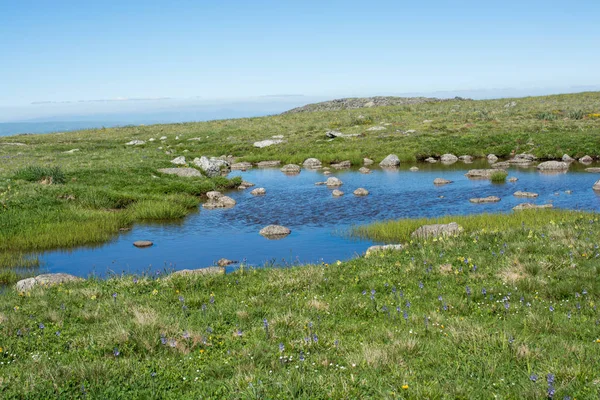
xmin=253 ymin=139 xmax=284 ymax=148
xmin=411 ymin=222 xmax=462 ymax=239
xmin=470 ymin=196 xmax=501 ymax=203
xmin=281 ymin=164 xmax=301 ymax=174
xmin=157 ymin=168 xmax=203 ymax=178
xmin=303 ymin=158 xmax=322 ymax=168
xmin=537 ymin=161 xmax=568 ymax=171
xmin=16 ymin=273 xmax=83 ymax=292
xmin=193 ymin=156 xmax=230 ymax=177
xmin=365 ymin=244 xmax=403 ymax=255
xmin=259 ymin=225 xmax=291 ymax=239
xmin=440 ymin=154 xmax=458 ymax=164
xmin=379 ymin=154 xmax=400 ymax=167
xmin=203 ymin=191 xmax=236 ymax=209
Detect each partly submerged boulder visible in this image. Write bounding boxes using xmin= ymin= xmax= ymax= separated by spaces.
xmin=433 ymin=178 xmax=453 ymax=185
xmin=259 ymin=225 xmax=291 ymax=239
xmin=331 ymin=160 xmax=351 ymax=169
xmin=353 ymin=188 xmax=369 ymax=196
xmin=280 ymin=164 xmax=301 ymax=174
xmin=256 ymin=160 xmax=281 ymax=168
xmin=203 ymin=191 xmax=236 ymax=209
xmin=514 ymin=191 xmax=538 ymax=198
xmin=193 ymin=156 xmax=230 ymax=177
xmin=537 ymin=161 xmax=568 ymax=171
xmin=379 ymin=154 xmax=400 ymax=167
xmin=250 ymin=187 xmax=266 ymax=195
xmin=470 ymin=196 xmax=501 ymax=203
xmin=440 ymin=154 xmax=458 ymax=164
xmin=303 ymin=158 xmax=322 ymax=168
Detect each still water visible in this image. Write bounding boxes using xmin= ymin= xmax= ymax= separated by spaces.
xmin=37 ymin=162 xmax=600 ymax=277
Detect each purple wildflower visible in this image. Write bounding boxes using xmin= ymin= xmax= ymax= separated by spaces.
xmin=55 ymin=331 xmax=61 ymax=337
xmin=299 ymin=351 xmax=305 ymax=362
xmin=112 ymin=293 xmax=117 ymax=300
xmin=279 ymin=343 xmax=284 ymax=352
xmin=182 ymin=331 xmax=190 ymax=340
xmin=362 ymin=290 xmax=366 ymax=296
xmin=418 ymin=281 xmax=424 ymax=289
xmin=178 ymin=296 xmax=185 ymax=303
xmin=236 ymin=329 xmax=243 ymax=337
xmin=482 ymin=288 xmax=487 ymax=296
xmin=312 ymin=333 xmax=318 ymax=343
xmin=549 ymin=306 xmax=554 ymax=312
xmin=209 ymin=295 xmax=215 ymax=304
xmin=547 ymin=374 xmax=555 ymax=384
xmin=113 ymin=348 xmax=120 ymax=357
xmin=403 ymin=310 xmax=408 ymax=321
xmin=39 ymin=323 xmax=45 ymax=330
xmin=530 ymin=374 xmax=538 ymax=382
xmin=466 ymin=286 xmax=472 ymax=296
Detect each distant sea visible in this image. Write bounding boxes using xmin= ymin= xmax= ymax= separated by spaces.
xmin=0 ymin=121 xmax=125 ymax=137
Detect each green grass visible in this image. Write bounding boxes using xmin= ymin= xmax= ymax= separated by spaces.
xmin=13 ymin=166 xmax=66 ymax=184
xmin=490 ymin=170 xmax=508 ymax=183
xmin=0 ymin=210 xmax=598 ymax=398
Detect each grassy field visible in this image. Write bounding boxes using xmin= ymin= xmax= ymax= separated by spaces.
xmin=0 ymin=209 xmax=598 ymax=398
xmin=0 ymin=91 xmax=599 ymax=279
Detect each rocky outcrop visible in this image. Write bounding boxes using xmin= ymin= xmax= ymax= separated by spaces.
xmin=133 ymin=240 xmax=153 ymax=248
xmin=513 ymin=203 xmax=553 ymax=211
xmin=537 ymin=161 xmax=568 ymax=171
xmin=256 ymin=160 xmax=281 ymax=168
xmin=282 ymin=96 xmax=451 ymax=114
xmin=203 ymin=191 xmax=236 ymax=209
xmin=332 ymin=189 xmax=344 ymax=197
xmin=440 ymin=154 xmax=458 ymax=164
xmin=331 ymin=160 xmax=352 ymax=169
xmin=514 ymin=191 xmax=538 ymax=198
xmin=359 ymin=167 xmax=371 ymax=174
xmin=433 ymin=178 xmax=452 ymax=185
xmin=193 ymin=156 xmax=230 ymax=177
xmin=157 ymin=168 xmax=203 ymax=177
xmin=353 ymin=188 xmax=369 ymax=196
xmin=280 ymin=164 xmax=301 ymax=174
xmin=259 ymin=225 xmax=291 ymax=239
xmin=379 ymin=154 xmax=400 ymax=167
xmin=170 ymin=156 xmax=186 ymax=165
xmin=303 ymin=158 xmax=322 ymax=168
xmin=365 ymin=244 xmax=403 ymax=255
xmin=470 ymin=196 xmax=501 ymax=203
xmin=231 ymin=162 xmax=253 ymax=170
xmin=411 ymin=222 xmax=462 ymax=239
xmin=16 ymin=273 xmax=83 ymax=292
xmin=253 ymin=139 xmax=284 ymax=148
xmin=250 ymin=188 xmax=266 ymax=195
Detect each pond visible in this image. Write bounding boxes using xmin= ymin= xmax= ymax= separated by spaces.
xmin=34 ymin=161 xmax=600 ymax=278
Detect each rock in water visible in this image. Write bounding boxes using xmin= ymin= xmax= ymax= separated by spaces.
xmin=259 ymin=225 xmax=291 ymax=239
xmin=193 ymin=156 xmax=230 ymax=177
xmin=231 ymin=162 xmax=253 ymax=170
xmin=238 ymin=181 xmax=255 ymax=190
xmin=509 ymin=153 xmax=537 ymax=164
xmin=379 ymin=154 xmax=400 ymax=167
xmin=440 ymin=154 xmax=458 ymax=164
xmin=424 ymin=157 xmax=437 ymax=163
xmin=487 ymin=154 xmax=498 ymax=162
xmin=217 ymin=258 xmax=237 ymax=267
xmin=250 ymin=188 xmax=266 ymax=195
xmin=325 ymin=177 xmax=343 ymax=187
xmin=353 ymin=188 xmax=369 ymax=196
xmin=363 ymin=158 xmax=374 ymax=165
xmin=459 ymin=155 xmax=473 ymax=163
xmin=465 ymin=169 xmax=499 ymax=179
xmin=256 ymin=160 xmax=281 ymax=168
xmin=332 ymin=189 xmax=344 ymax=197
xmin=280 ymin=164 xmax=301 ymax=174
xmin=433 ymin=178 xmax=453 ymax=185
xmin=593 ymin=180 xmax=600 ymax=191
xmin=411 ymin=222 xmax=462 ymax=239
xmin=514 ymin=191 xmax=538 ymax=198
xmin=16 ymin=273 xmax=84 ymax=292
xmin=580 ymin=155 xmax=593 ymax=163
xmin=331 ymin=160 xmax=351 ymax=169
xmin=303 ymin=158 xmax=322 ymax=168
xmin=409 ymin=166 xmax=419 ymax=171
xmin=562 ymin=154 xmax=574 ymax=162
xmin=537 ymin=161 xmax=568 ymax=171
xmin=134 ymin=240 xmax=154 ymax=248
xmin=359 ymin=167 xmax=371 ymax=174
xmin=470 ymin=196 xmax=501 ymax=203
xmin=203 ymin=191 xmax=236 ymax=209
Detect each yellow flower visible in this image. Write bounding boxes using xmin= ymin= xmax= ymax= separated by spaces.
xmin=0 ymin=347 xmax=3 ymax=352
xmin=596 ymin=339 xmax=600 ymax=343
xmin=336 ymin=260 xmax=342 ymax=266
xmin=199 ymin=349 xmax=205 ymax=353
xmin=90 ymin=295 xmax=96 ymax=300
xmin=152 ymin=289 xmax=158 ymax=296
xmin=402 ymin=384 xmax=409 ymax=389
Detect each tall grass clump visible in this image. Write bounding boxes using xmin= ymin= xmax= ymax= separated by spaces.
xmin=13 ymin=166 xmax=65 ymax=184
xmin=567 ymin=110 xmax=585 ymax=120
xmin=490 ymin=170 xmax=508 ymax=183
xmin=536 ymin=111 xmax=559 ymax=121
xmin=129 ymin=200 xmax=190 ymax=220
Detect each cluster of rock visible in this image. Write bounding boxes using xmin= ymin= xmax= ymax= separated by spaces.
xmin=282 ymin=96 xmax=450 ymax=114
xmin=203 ymin=191 xmax=236 ymax=209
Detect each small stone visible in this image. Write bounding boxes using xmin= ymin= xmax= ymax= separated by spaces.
xmin=353 ymin=188 xmax=369 ymax=196
xmin=409 ymin=166 xmax=419 ymax=171
xmin=238 ymin=181 xmax=255 ymax=190
xmin=580 ymin=155 xmax=593 ymax=163
xmin=325 ymin=177 xmax=343 ymax=187
xmin=440 ymin=154 xmax=458 ymax=164
xmin=508 ymin=177 xmax=518 ymax=182
xmin=125 ymin=140 xmax=145 ymax=146
xmin=487 ymin=154 xmax=498 ymax=162
xmin=593 ymin=179 xmax=600 ymax=191
xmin=359 ymin=167 xmax=371 ymax=174
xmin=15 ymin=273 xmax=83 ymax=292
xmin=331 ymin=160 xmax=351 ymax=169
xmin=303 ymin=158 xmax=322 ymax=168
xmin=253 ymin=139 xmax=284 ymax=148
xmin=470 ymin=196 xmax=501 ymax=203
xmin=332 ymin=189 xmax=344 ymax=197
xmin=256 ymin=160 xmax=281 ymax=168
xmin=134 ymin=240 xmax=153 ymax=248
xmin=562 ymin=154 xmax=574 ymax=162
xmin=379 ymin=154 xmax=400 ymax=167
xmin=585 ymin=168 xmax=600 ymax=173
xmin=231 ymin=162 xmax=253 ymax=170
xmin=217 ymin=258 xmax=237 ymax=267
xmin=459 ymin=155 xmax=473 ymax=163
xmin=424 ymin=157 xmax=437 ymax=163
xmin=537 ymin=161 xmax=568 ymax=171
xmin=250 ymin=188 xmax=266 ymax=195
xmin=513 ymin=203 xmax=553 ymax=211
xmin=363 ymin=158 xmax=374 ymax=165
xmin=170 ymin=156 xmax=186 ymax=165
xmin=280 ymin=164 xmax=301 ymax=174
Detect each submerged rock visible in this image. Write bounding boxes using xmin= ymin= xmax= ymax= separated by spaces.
xmin=16 ymin=273 xmax=84 ymax=292
xmin=411 ymin=222 xmax=462 ymax=239
xmin=238 ymin=181 xmax=255 ymax=190
xmin=508 ymin=177 xmax=519 ymax=182
xmin=433 ymin=178 xmax=453 ymax=185
xmin=513 ymin=203 xmax=553 ymax=211
xmin=259 ymin=225 xmax=291 ymax=239
xmin=514 ymin=191 xmax=538 ymax=198
xmin=585 ymin=168 xmax=600 ymax=173
xmin=593 ymin=180 xmax=600 ymax=191
xmin=250 ymin=187 xmax=266 ymax=195
xmin=409 ymin=166 xmax=419 ymax=171
xmin=470 ymin=196 xmax=501 ymax=203
xmin=157 ymin=168 xmax=203 ymax=177
xmin=359 ymin=167 xmax=371 ymax=174
xmin=231 ymin=162 xmax=253 ymax=170
xmin=379 ymin=154 xmax=400 ymax=167
xmin=365 ymin=244 xmax=403 ymax=255
xmin=133 ymin=240 xmax=154 ymax=248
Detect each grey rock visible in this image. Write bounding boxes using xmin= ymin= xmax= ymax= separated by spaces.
xmin=259 ymin=225 xmax=291 ymax=239
xmin=585 ymin=168 xmax=600 ymax=173
xmin=514 ymin=191 xmax=538 ymax=198
xmin=440 ymin=154 xmax=458 ymax=164
xmin=157 ymin=168 xmax=203 ymax=177
xmin=231 ymin=162 xmax=253 ymax=170
xmin=283 ymin=96 xmax=451 ymax=114
xmin=325 ymin=177 xmax=343 ymax=187
xmin=424 ymin=157 xmax=437 ymax=163
xmin=433 ymin=178 xmax=453 ymax=185
xmin=353 ymin=188 xmax=369 ymax=196
xmin=63 ymin=149 xmax=80 ymax=154
xmin=331 ymin=160 xmax=352 ymax=169
xmin=193 ymin=156 xmax=230 ymax=177
xmin=459 ymin=155 xmax=473 ymax=163
xmin=366 ymin=244 xmax=403 ymax=255
xmin=537 ymin=161 xmax=568 ymax=171
xmin=170 ymin=156 xmax=186 ymax=165
xmin=465 ymin=169 xmax=497 ymax=178
xmin=303 ymin=158 xmax=322 ymax=168
xmin=379 ymin=154 xmax=400 ymax=167
xmin=363 ymin=158 xmax=374 ymax=165
xmin=217 ymin=258 xmax=237 ymax=267
xmin=133 ymin=240 xmax=154 ymax=248
xmin=513 ymin=203 xmax=553 ymax=211
xmin=562 ymin=154 xmax=575 ymax=162
xmin=325 ymin=130 xmax=359 ymax=139
xmin=470 ymin=196 xmax=501 ymax=203
xmin=332 ymin=189 xmax=344 ymax=197
xmin=250 ymin=187 xmax=266 ymax=195
xmin=411 ymin=222 xmax=462 ymax=239
xmin=125 ymin=140 xmax=145 ymax=146
xmin=509 ymin=154 xmax=537 ymax=164
xmin=238 ymin=181 xmax=255 ymax=190
xmin=491 ymin=162 xmax=510 ymax=169
xmin=253 ymin=139 xmax=284 ymax=148
xmin=359 ymin=167 xmax=371 ymax=174
xmin=280 ymin=164 xmax=301 ymax=174
xmin=409 ymin=166 xmax=419 ymax=171
xmin=16 ymin=273 xmax=83 ymax=292
xmin=508 ymin=177 xmax=519 ymax=182
xmin=594 ymin=180 xmax=600 ymax=191
xmin=487 ymin=154 xmax=499 ymax=162
xmin=256 ymin=160 xmax=281 ymax=168
xmin=580 ymin=155 xmax=593 ymax=163
xmin=170 ymin=267 xmax=224 ymax=277
xmin=203 ymin=191 xmax=236 ymax=209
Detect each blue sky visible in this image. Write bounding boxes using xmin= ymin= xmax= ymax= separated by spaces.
xmin=1 ymin=0 xmax=599 ymax=107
